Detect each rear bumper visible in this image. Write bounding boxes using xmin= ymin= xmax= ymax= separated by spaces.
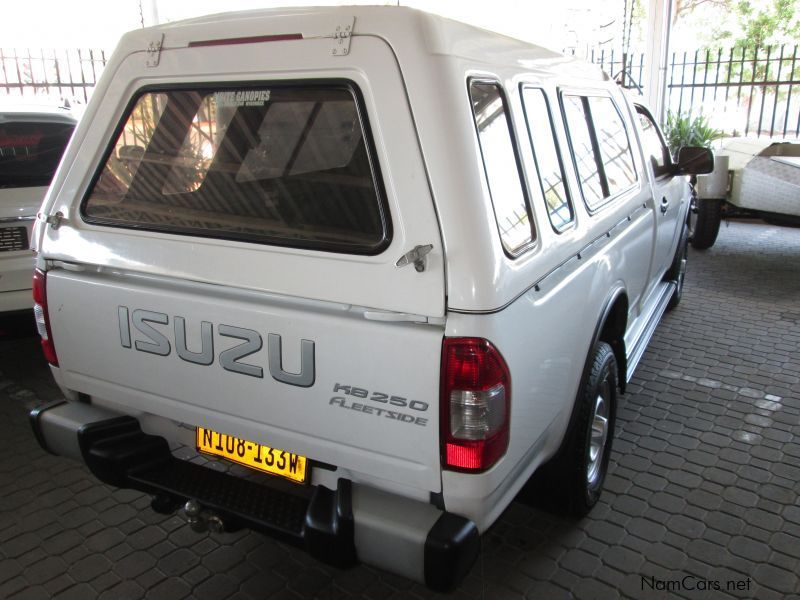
xmin=0 ymin=289 xmax=32 ymax=313
xmin=30 ymin=400 xmax=479 ymax=591
xmin=0 ymin=251 xmax=34 ymax=312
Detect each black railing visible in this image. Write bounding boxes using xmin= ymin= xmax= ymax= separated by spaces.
xmin=0 ymin=48 xmax=107 ymax=105
xmin=589 ymin=48 xmax=647 ymax=92
xmin=2 ymin=44 xmax=798 ymax=139
xmin=592 ymin=45 xmax=800 ymax=139
xmin=668 ymin=46 xmax=800 ymax=138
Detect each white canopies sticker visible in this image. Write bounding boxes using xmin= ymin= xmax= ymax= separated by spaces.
xmin=215 ymin=90 xmax=271 ymax=108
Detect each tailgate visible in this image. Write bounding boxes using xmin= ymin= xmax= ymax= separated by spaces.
xmin=48 ymin=268 xmax=443 ymax=491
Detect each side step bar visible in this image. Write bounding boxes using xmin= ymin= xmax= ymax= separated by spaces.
xmin=625 ymin=281 xmax=676 ymax=382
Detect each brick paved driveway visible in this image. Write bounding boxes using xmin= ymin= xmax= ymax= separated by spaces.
xmin=1 ymin=221 xmax=798 ymax=599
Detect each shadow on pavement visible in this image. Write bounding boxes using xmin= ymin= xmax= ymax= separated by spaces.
xmin=0 ymin=310 xmax=37 ymax=340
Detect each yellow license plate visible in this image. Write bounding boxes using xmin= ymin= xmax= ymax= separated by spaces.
xmin=196 ymin=427 xmax=307 ymax=484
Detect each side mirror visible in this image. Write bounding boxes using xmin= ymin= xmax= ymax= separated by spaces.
xmin=675 ymin=146 xmax=715 ymax=175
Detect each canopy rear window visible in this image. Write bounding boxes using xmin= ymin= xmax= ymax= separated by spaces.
xmin=83 ymin=83 xmax=390 ymax=254
xmin=0 ymin=120 xmax=74 ymax=188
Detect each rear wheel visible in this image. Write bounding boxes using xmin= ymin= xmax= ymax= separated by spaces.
xmin=534 ymin=342 xmax=617 ymax=517
xmin=690 ymin=198 xmax=722 ymax=250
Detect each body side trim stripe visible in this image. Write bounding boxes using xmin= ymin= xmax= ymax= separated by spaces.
xmin=449 ymin=203 xmax=649 ymax=315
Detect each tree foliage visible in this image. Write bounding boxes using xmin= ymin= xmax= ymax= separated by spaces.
xmin=674 ymin=0 xmax=731 ymax=23
xmin=682 ymin=0 xmax=800 ymax=48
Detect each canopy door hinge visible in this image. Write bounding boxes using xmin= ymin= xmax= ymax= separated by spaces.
xmin=331 ymin=17 xmax=355 ymax=56
xmin=146 ymin=34 xmax=165 ymax=67
xmin=42 ymin=211 xmax=65 ymax=230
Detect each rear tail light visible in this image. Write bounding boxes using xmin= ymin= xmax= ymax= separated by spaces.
xmin=32 ymin=268 xmax=58 ymax=366
xmin=441 ymin=337 xmax=510 ymax=472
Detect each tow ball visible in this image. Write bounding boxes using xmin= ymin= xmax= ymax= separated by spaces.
xmin=182 ymin=500 xmax=226 ymax=533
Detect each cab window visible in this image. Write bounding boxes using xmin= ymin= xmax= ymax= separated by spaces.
xmin=636 ymin=106 xmax=672 ymax=178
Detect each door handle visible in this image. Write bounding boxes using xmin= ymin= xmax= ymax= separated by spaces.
xmin=660 ymin=197 xmax=669 ymax=214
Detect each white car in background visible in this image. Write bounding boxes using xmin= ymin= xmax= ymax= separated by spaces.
xmin=0 ymin=99 xmax=76 ymax=311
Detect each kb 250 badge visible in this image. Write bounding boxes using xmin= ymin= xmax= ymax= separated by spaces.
xmin=329 ymin=383 xmax=429 ymax=427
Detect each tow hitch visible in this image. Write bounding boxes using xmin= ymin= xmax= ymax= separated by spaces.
xmin=182 ymin=499 xmax=227 ymax=533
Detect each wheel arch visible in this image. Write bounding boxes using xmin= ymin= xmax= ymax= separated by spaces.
xmin=596 ymin=288 xmax=629 ymax=393
xmin=552 ymin=287 xmax=628 ymax=460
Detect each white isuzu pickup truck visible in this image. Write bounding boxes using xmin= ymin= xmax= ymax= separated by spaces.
xmin=28 ymin=7 xmax=712 ymax=589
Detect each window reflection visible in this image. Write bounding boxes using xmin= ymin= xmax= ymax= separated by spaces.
xmin=84 ymin=86 xmax=388 ymax=254
xmin=470 ymin=81 xmax=533 ymax=254
xmin=563 ymin=95 xmax=604 ymax=208
xmin=98 ymin=93 xmax=167 ymax=196
xmin=521 ymin=88 xmax=573 ymax=230
xmin=587 ymin=96 xmax=637 ymax=195
xmin=636 ymin=107 xmax=671 ymax=177
xmin=0 ymin=121 xmax=75 ymax=188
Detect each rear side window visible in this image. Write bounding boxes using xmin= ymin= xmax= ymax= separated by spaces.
xmin=562 ymin=96 xmax=605 ymax=208
xmin=0 ymin=120 xmax=74 ymax=188
xmin=562 ymin=93 xmax=638 ymax=211
xmin=469 ymin=81 xmax=533 ymax=255
xmin=83 ymin=84 xmax=390 ymax=255
xmin=520 ymin=87 xmax=573 ymax=231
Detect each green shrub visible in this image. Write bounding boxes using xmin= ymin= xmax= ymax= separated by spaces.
xmin=663 ymin=111 xmax=724 ymax=156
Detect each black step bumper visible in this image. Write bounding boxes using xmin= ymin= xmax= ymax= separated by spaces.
xmin=30 ymin=400 xmax=479 ymax=590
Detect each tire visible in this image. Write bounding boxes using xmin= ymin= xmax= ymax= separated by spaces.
xmin=690 ymin=197 xmax=722 ymax=250
xmin=666 ymin=224 xmax=688 ymax=311
xmin=533 ymin=342 xmax=617 ymax=517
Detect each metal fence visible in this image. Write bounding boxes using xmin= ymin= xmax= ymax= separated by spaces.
xmin=592 ymin=45 xmax=800 ymax=139
xmin=0 ymin=48 xmax=108 ymax=105
xmin=2 ymin=44 xmax=798 ymax=139
xmin=589 ymin=48 xmax=647 ymax=94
